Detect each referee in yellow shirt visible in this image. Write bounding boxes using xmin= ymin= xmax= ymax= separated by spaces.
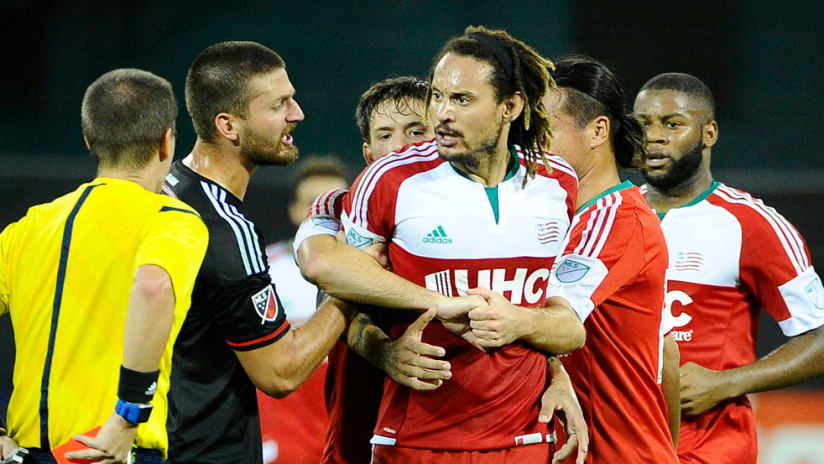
xmin=0 ymin=69 xmax=208 ymax=463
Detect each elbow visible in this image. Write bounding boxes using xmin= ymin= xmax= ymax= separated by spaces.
xmin=257 ymin=375 xmax=300 ymax=399
xmin=551 ymin=324 xmax=586 ymax=355
xmin=297 ymin=241 xmax=335 ymax=286
xmin=133 ymin=267 xmax=173 ymax=306
xmin=564 ymin=325 xmax=586 ymax=353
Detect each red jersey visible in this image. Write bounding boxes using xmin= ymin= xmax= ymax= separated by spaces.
xmin=643 ymin=182 xmax=824 ymax=464
xmin=342 ymin=140 xmax=578 ymax=451
xmin=549 ymin=181 xmax=678 ymax=463
xmin=296 ymin=188 xmax=381 ymax=463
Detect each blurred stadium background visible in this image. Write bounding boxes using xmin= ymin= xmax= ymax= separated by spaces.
xmin=1 ymin=2 xmax=822 ymax=462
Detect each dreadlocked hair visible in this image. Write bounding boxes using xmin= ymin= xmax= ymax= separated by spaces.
xmin=426 ymin=25 xmax=557 ymax=186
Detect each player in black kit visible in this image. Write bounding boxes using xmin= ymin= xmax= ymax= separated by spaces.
xmin=162 ymin=41 xmax=353 ymax=464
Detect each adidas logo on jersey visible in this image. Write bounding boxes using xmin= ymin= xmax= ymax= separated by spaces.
xmin=423 ymin=225 xmax=453 ymax=244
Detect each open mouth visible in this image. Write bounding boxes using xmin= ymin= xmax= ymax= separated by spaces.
xmin=281 ymin=133 xmax=294 ymax=145
xmin=645 ymin=152 xmax=670 ymax=168
xmin=436 ymin=128 xmax=460 ymax=148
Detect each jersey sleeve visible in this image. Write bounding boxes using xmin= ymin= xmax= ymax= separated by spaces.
xmin=201 ymin=213 xmax=291 ymax=351
xmin=135 ymin=204 xmax=209 ymax=314
xmin=546 ymin=195 xmax=645 ymax=321
xmin=341 ymin=161 xmax=398 ymax=249
xmin=292 ymin=190 xmax=348 ymax=257
xmin=736 ymin=202 xmax=824 ymax=336
xmin=546 ymin=154 xmax=579 ymax=222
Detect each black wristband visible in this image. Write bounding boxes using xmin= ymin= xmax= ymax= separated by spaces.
xmin=118 ymin=366 xmax=160 ymax=404
xmin=0 ymin=414 xmax=6 ymax=435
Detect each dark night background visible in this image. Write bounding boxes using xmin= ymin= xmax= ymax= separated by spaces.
xmin=1 ymin=0 xmax=823 ymax=417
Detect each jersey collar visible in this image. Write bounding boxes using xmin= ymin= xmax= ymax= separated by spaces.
xmin=651 ymin=180 xmax=720 ymax=219
xmin=449 ymin=145 xmax=520 ymax=184
xmin=576 ymin=179 xmax=634 ymax=214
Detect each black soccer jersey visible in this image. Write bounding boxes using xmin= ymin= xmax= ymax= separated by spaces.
xmin=163 ymin=161 xmax=290 ymax=464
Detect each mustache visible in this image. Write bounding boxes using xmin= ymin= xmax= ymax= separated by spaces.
xmin=281 ymin=123 xmax=297 ymax=136
xmin=435 ymin=124 xmax=463 ymax=137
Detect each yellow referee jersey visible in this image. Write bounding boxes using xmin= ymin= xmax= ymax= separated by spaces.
xmin=0 ymin=177 xmax=208 ymax=457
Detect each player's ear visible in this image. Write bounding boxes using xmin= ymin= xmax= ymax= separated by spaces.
xmin=215 ymin=112 xmax=239 ymax=143
xmin=502 ymin=92 xmax=525 ymax=124
xmin=703 ymin=120 xmax=719 ymax=149
xmin=362 ymin=142 xmax=375 ymax=165
xmin=589 ymin=115 xmax=610 ymax=149
xmin=83 ymin=136 xmax=92 ymax=151
xmin=159 ymin=128 xmax=175 ymax=162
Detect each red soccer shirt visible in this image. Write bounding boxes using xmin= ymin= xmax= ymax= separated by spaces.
xmin=549 ymin=181 xmax=678 ymax=464
xmin=643 ymin=182 xmax=824 ymax=464
xmin=342 ymin=140 xmax=578 ymax=451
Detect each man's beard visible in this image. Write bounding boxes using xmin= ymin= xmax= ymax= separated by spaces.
xmin=642 ymin=139 xmax=703 ymax=192
xmin=437 ymin=123 xmax=503 ymax=171
xmin=240 ymin=124 xmax=298 ymax=167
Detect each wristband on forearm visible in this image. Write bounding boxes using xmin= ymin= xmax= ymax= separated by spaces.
xmin=118 ymin=366 xmax=159 ymax=403
xmin=115 ymin=366 xmax=159 ymax=424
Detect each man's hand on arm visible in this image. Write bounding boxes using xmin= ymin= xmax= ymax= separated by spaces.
xmin=467 ymin=290 xmax=585 ymax=353
xmin=540 ymin=357 xmax=588 ymax=464
xmin=349 ymin=309 xmax=451 ymax=390
xmin=681 ymin=325 xmax=824 ymax=416
xmin=237 ymin=296 xmax=354 ymax=398
xmin=297 ymin=234 xmax=451 ymax=312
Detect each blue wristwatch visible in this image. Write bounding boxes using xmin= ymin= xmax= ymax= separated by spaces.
xmin=115 ymin=398 xmax=153 ymax=424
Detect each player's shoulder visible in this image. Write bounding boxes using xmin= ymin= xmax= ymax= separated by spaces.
xmin=514 ymin=147 xmax=579 ymax=183
xmin=708 ymin=183 xmax=799 ymax=231
xmin=309 ymin=188 xmax=348 ymax=219
xmin=353 ymin=139 xmax=443 ymax=190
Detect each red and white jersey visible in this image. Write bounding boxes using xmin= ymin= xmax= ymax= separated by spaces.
xmin=548 ymin=181 xmax=678 ymax=464
xmin=342 ymin=139 xmax=578 ymax=450
xmin=642 ymin=182 xmax=824 ymax=464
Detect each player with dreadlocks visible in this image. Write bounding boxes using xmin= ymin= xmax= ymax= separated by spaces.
xmin=307 ymin=26 xmax=589 ymax=463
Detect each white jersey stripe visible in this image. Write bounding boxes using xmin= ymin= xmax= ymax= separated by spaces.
xmin=324 ymin=190 xmax=340 ymax=217
xmin=353 ymin=143 xmax=438 ymax=226
xmin=353 ymin=145 xmax=440 ymax=228
xmin=716 ymin=185 xmax=808 ymax=270
xmin=313 ymin=190 xmax=333 ymax=216
xmin=227 ymin=203 xmax=265 ymax=273
xmin=352 ymin=142 xmax=436 ymax=220
xmin=514 ymin=148 xmax=579 ymax=180
xmin=581 ymin=196 xmax=612 ymax=257
xmin=201 ymin=181 xmax=253 ymax=275
xmin=591 ymin=193 xmax=623 ymax=258
xmin=215 ymin=187 xmax=262 ymax=274
xmin=714 ymin=187 xmax=806 ymax=274
xmin=573 ymin=199 xmax=605 ymax=256
xmin=717 ymin=186 xmax=808 ymax=269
